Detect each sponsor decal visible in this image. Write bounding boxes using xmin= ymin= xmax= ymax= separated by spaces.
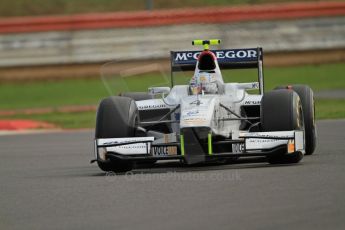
xmin=247 ymin=139 xmax=281 ymax=143
xmin=151 ymin=146 xmax=177 ymax=156
xmin=244 ymin=100 xmax=261 ymax=105
xmin=113 ymin=145 xmax=147 ymax=149
xmin=232 ymin=143 xmax=245 ymax=153
xmin=175 ymin=52 xmax=200 ymax=62
xmin=182 ymin=117 xmax=207 ymax=122
xmin=243 ymin=134 xmax=291 ymax=138
xmin=186 ymin=110 xmax=199 ymax=116
xmin=103 ymin=141 xmax=119 ymax=145
xmin=102 ymin=140 xmax=148 ymax=149
xmin=138 ymin=104 xmax=167 ymax=110
xmin=181 ymin=118 xmax=207 ymax=125
xmin=173 ymin=49 xmax=257 ymax=65
xmin=98 ymin=137 xmax=154 ymax=155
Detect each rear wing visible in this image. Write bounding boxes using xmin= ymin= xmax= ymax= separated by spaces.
xmin=170 ymin=48 xmax=263 ymax=71
xmin=170 ymin=47 xmax=265 ymax=94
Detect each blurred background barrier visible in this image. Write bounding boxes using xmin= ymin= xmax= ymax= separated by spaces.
xmin=1 ymin=17 xmax=345 ymax=66
xmin=0 ymin=1 xmax=344 ymax=78
xmin=0 ymin=2 xmax=344 ymax=33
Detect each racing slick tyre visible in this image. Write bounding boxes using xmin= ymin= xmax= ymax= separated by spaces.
xmin=261 ymin=90 xmax=304 ymax=164
xmin=95 ymin=96 xmax=138 ymax=172
xmin=119 ymin=92 xmax=153 ymax=101
xmin=275 ymin=85 xmax=316 ymax=155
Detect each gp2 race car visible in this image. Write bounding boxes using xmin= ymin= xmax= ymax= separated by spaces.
xmin=92 ymin=39 xmax=317 ymax=172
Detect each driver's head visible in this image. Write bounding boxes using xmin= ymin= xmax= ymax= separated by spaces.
xmin=190 ymin=72 xmax=218 ymax=95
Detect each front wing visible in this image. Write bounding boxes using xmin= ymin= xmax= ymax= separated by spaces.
xmin=94 ymin=131 xmax=305 ymax=164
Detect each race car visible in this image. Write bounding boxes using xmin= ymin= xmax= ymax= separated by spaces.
xmin=92 ymin=39 xmax=317 ymax=172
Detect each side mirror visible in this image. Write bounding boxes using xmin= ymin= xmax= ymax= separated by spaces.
xmin=148 ymin=87 xmax=171 ymax=95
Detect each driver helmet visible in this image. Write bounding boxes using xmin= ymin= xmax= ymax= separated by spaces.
xmin=190 ymin=72 xmax=218 ymax=95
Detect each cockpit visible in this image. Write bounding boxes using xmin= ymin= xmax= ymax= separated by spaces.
xmin=190 ymin=49 xmax=222 ymax=95
xmin=189 ymin=72 xmax=219 ymax=95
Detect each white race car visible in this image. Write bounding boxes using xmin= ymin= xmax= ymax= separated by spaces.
xmin=92 ymin=39 xmax=317 ymax=172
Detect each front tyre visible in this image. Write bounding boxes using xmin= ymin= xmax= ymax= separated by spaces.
xmin=261 ymin=89 xmax=304 ymax=164
xmin=275 ymin=85 xmax=316 ymax=155
xmin=95 ymin=96 xmax=138 ymax=172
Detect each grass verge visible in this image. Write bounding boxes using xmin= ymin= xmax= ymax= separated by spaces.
xmin=316 ymin=99 xmax=345 ymax=120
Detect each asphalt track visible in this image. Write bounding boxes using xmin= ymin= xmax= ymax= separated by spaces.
xmin=0 ymin=120 xmax=344 ymax=230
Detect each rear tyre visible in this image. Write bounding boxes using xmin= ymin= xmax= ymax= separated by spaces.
xmin=95 ymin=96 xmax=137 ymax=172
xmin=275 ymin=85 xmax=316 ymax=155
xmin=261 ymin=90 xmax=304 ymax=164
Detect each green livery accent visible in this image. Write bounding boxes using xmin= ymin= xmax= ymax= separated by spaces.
xmin=180 ymin=134 xmax=185 ymax=156
xmin=208 ymin=133 xmax=213 ymax=155
xmin=192 ymin=39 xmax=221 ymax=50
